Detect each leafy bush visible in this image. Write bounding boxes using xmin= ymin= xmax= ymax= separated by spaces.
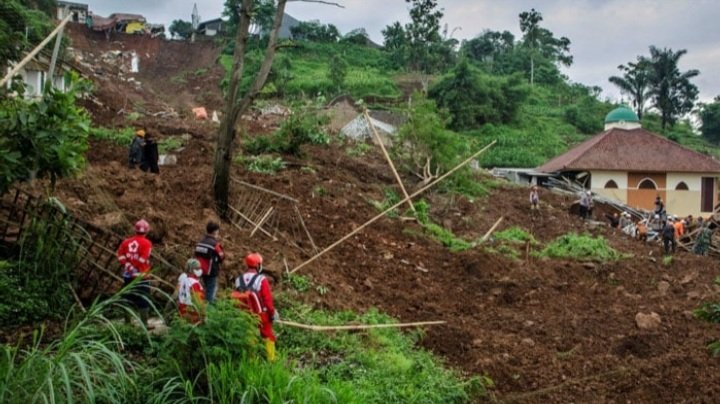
xmin=235 ymin=155 xmax=286 ymax=174
xmin=694 ymin=302 xmax=720 ymax=324
xmin=244 ymin=112 xmax=330 ymax=156
xmin=346 ymin=141 xmax=372 ymax=157
xmin=158 ymin=136 xmax=185 ymax=154
xmin=538 ymin=233 xmax=624 ymax=261
xmin=414 ymin=200 xmax=474 ymax=252
xmin=494 ymin=226 xmax=537 ymax=244
xmin=285 ymin=273 xmax=313 ymax=293
xmin=0 ymin=73 xmax=91 ymax=192
xmin=369 ymin=188 xmax=402 ymax=217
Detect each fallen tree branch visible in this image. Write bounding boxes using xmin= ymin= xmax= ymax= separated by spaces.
xmin=276 ymin=319 xmax=445 ymax=331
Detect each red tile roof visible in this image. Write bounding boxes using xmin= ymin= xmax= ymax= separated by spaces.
xmin=538 ymin=128 xmax=720 ymax=173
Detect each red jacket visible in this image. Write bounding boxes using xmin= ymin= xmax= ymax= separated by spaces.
xmin=194 ymin=235 xmax=225 ymax=276
xmin=117 ymin=235 xmax=152 ymax=278
xmin=237 ymin=270 xmax=275 ymax=318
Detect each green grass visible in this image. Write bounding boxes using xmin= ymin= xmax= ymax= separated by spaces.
xmin=157 ymin=135 xmax=185 ymax=154
xmin=89 ymin=126 xmax=135 ymax=145
xmin=234 ymin=154 xmax=286 ymax=174
xmin=494 ymin=226 xmax=537 ymax=244
xmin=538 ymin=233 xmax=625 ymax=261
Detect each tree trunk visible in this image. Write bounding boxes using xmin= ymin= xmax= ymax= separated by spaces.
xmin=530 ymin=55 xmax=534 ymax=86
xmin=213 ymin=0 xmax=288 ymax=217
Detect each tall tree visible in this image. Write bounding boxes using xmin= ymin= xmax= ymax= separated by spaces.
xmin=608 ymin=58 xmax=652 ymax=120
xmin=405 ymin=0 xmax=444 ymax=72
xmin=518 ymin=8 xmax=572 ymax=86
xmin=699 ymin=96 xmax=720 ymax=144
xmin=645 ymin=46 xmax=699 ymax=129
xmin=381 ymin=21 xmax=407 ymax=68
xmin=169 ymin=19 xmax=193 ymax=39
xmin=213 ymin=0 xmax=288 ymax=215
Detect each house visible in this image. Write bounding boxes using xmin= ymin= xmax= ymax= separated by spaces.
xmin=538 ymin=106 xmax=720 ymax=217
xmin=197 ymin=18 xmax=225 ymax=36
xmin=89 ymin=13 xmax=147 ymax=34
xmin=7 ymin=51 xmax=78 ymax=98
xmin=56 ymin=1 xmax=88 ymax=23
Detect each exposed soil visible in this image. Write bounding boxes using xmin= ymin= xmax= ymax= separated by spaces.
xmin=29 ymin=26 xmax=720 ymax=402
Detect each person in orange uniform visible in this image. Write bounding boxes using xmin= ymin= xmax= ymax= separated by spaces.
xmin=233 ymin=253 xmax=278 ymax=361
xmin=177 ymin=258 xmax=205 ymax=323
xmin=117 ymin=219 xmax=153 ymax=326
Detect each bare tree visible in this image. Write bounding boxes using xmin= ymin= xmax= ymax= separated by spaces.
xmin=213 ymin=0 xmax=343 ymax=217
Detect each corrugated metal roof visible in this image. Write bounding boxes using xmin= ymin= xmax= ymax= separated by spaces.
xmin=538 ymin=128 xmax=720 ymax=174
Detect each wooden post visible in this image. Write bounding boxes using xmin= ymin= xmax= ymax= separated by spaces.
xmin=364 ymin=109 xmax=415 ymax=213
xmin=478 ymin=217 xmax=504 ymax=244
xmin=47 ymin=26 xmax=64 ymax=85
xmin=290 ymin=140 xmax=496 ymax=274
xmin=0 ymin=14 xmax=72 ymax=87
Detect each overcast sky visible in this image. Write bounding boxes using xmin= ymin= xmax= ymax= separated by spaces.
xmin=83 ymin=0 xmax=720 ymax=103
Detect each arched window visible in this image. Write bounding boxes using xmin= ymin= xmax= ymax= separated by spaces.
xmin=675 ymin=182 xmax=689 ymax=191
xmin=638 ymin=178 xmax=657 ymax=189
xmin=604 ymin=180 xmax=619 ymax=189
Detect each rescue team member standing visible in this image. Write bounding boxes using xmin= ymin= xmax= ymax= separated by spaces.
xmin=177 ymin=258 xmax=205 ymax=323
xmin=117 ymin=219 xmax=153 ymax=327
xmin=233 ymin=253 xmax=278 ymax=361
xmin=195 ymin=221 xmax=225 ymax=303
xmin=128 ymin=128 xmax=145 ymax=168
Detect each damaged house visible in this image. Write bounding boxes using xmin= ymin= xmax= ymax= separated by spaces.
xmin=538 ymin=106 xmax=720 ymax=217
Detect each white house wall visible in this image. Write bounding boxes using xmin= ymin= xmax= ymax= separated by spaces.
xmin=666 ymin=173 xmax=710 ymax=217
xmin=590 ymin=170 xmax=627 ymax=203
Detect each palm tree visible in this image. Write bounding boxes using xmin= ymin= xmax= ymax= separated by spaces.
xmin=646 ymin=46 xmax=700 ymax=130
xmin=608 ymin=58 xmax=651 ymax=120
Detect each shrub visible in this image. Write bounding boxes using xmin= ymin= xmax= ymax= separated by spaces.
xmin=244 ymin=112 xmax=330 ymax=156
xmin=90 ymin=126 xmax=135 ymax=145
xmin=538 ymin=233 xmax=624 ymax=261
xmin=494 ymin=226 xmax=537 ymax=244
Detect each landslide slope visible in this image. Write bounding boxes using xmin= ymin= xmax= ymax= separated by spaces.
xmin=37 ymin=27 xmax=720 ymax=402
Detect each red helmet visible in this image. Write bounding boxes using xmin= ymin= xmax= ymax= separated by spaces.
xmin=245 ymin=253 xmax=263 ymax=269
xmin=134 ymin=219 xmax=150 ymax=234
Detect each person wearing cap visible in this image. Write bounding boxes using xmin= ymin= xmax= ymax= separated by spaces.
xmin=128 ymin=128 xmax=146 ymax=168
xmin=117 ymin=219 xmax=154 ymax=326
xmin=177 ymin=258 xmax=205 ymax=323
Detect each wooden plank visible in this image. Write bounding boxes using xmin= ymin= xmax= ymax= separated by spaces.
xmin=250 ymin=207 xmax=274 ymax=237
xmin=294 ymin=204 xmax=318 ymax=253
xmin=232 ymin=178 xmax=298 ymax=202
xmin=228 ymin=204 xmax=277 ymax=240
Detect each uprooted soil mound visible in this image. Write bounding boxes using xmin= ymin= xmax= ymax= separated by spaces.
xmin=33 ymin=26 xmax=720 ymax=402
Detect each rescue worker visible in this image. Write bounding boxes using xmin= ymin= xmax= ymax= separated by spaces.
xmin=605 ymin=212 xmax=620 ymax=229
xmin=117 ymin=219 xmax=153 ymax=326
xmin=662 ymin=218 xmax=676 ymax=255
xmin=579 ymin=190 xmax=592 ymax=220
xmin=694 ymin=221 xmax=712 ymax=256
xmin=140 ymin=132 xmax=160 ymax=174
xmin=233 ymin=253 xmax=278 ymax=361
xmin=194 ymin=221 xmax=225 ymax=303
xmin=128 ymin=128 xmax=145 ymax=168
xmin=529 ymin=185 xmax=540 ymax=212
xmin=654 ymin=196 xmax=665 ymax=217
xmin=177 ymin=258 xmax=205 ymax=323
xmin=636 ymin=219 xmax=648 ymax=242
xmin=673 ymin=215 xmax=685 ymax=239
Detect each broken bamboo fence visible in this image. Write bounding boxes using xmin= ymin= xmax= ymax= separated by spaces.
xmin=0 ymin=188 xmax=181 ymax=301
xmin=290 ymin=140 xmax=497 ymax=274
xmin=228 ymin=178 xmax=318 ymax=254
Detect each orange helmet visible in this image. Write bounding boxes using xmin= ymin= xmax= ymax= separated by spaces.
xmin=134 ymin=219 xmax=150 ymax=234
xmin=245 ymin=253 xmax=263 ymax=270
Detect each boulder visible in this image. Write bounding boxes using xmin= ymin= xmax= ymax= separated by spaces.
xmin=635 ymin=312 xmax=662 ymax=330
xmin=657 ymin=281 xmax=671 ymax=296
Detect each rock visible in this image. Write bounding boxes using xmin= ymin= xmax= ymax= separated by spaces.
xmin=683 ymin=310 xmax=695 ymax=320
xmin=472 ymin=338 xmax=483 ymax=347
xmin=687 ymin=291 xmax=701 ymax=300
xmin=158 ymin=154 xmax=177 ymax=166
xmin=583 ymin=262 xmax=596 ymax=270
xmin=523 ymin=320 xmax=535 ymax=327
xmin=363 ymin=279 xmax=373 ymax=289
xmin=680 ymin=271 xmax=698 ymax=285
xmin=635 ymin=312 xmax=662 ymax=330
xmin=92 ymin=211 xmax=124 ymax=228
xmin=383 ymin=252 xmax=394 ymax=260
xmin=521 ymin=338 xmax=535 ymax=347
xmin=657 ymin=281 xmax=671 ymax=296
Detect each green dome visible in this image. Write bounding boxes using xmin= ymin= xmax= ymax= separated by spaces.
xmin=605 ymin=106 xmax=639 ymax=123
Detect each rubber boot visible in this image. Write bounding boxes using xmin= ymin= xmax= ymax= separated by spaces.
xmin=264 ymin=339 xmax=276 ymax=362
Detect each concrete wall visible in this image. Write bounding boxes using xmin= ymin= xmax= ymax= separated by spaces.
xmin=590 ymin=170 xmax=627 ymax=202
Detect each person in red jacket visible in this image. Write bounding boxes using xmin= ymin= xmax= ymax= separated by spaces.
xmin=117 ymin=219 xmax=153 ymax=327
xmin=233 ymin=253 xmax=278 ymax=361
xmin=176 ymin=258 xmax=205 ymax=323
xmin=194 ymin=221 xmax=225 ymax=303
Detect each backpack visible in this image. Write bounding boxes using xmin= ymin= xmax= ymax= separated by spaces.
xmin=231 ymin=273 xmax=264 ymax=314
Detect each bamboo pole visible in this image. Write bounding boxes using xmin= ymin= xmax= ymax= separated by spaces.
xmin=290 ymin=140 xmax=496 ymax=274
xmin=228 ymin=204 xmax=277 ymax=240
xmin=276 ymin=319 xmax=445 ymax=331
xmin=364 ymin=110 xmax=415 ymax=213
xmin=0 ymin=14 xmax=72 ymax=87
xmin=478 ymin=216 xmax=504 ymax=244
xmin=250 ymin=207 xmax=274 ymax=237
xmin=293 ymin=204 xmax=318 ymax=253
xmin=47 ymin=26 xmax=64 ymax=82
xmin=231 ymin=178 xmax=298 ymax=202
